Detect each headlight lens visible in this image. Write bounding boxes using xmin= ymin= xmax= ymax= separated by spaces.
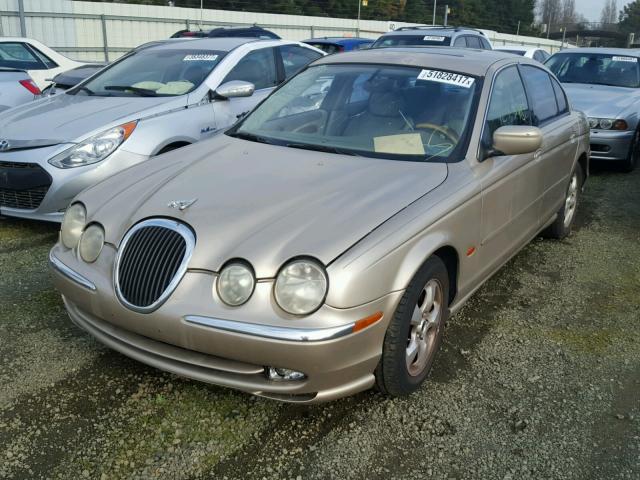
xmin=48 ymin=121 xmax=137 ymax=169
xmin=79 ymin=224 xmax=105 ymax=263
xmin=275 ymin=259 xmax=327 ymax=315
xmin=61 ymin=203 xmax=86 ymax=249
xmin=588 ymin=117 xmax=628 ymax=131
xmin=217 ymin=263 xmax=255 ymax=306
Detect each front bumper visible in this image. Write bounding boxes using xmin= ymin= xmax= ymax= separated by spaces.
xmin=49 ymin=244 xmax=402 ymax=403
xmin=589 ymin=129 xmax=634 ymax=161
xmin=0 ymin=146 xmax=149 ymax=222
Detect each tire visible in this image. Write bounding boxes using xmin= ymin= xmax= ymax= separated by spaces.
xmin=375 ymin=256 xmax=449 ymax=397
xmin=543 ymin=163 xmax=583 ymax=240
xmin=622 ymin=129 xmax=640 ymax=173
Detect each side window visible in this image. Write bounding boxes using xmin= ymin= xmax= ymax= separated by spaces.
xmin=480 ymin=37 xmax=492 ymax=50
xmin=29 ymin=45 xmax=57 ymax=69
xmin=520 ymin=65 xmax=559 ymax=125
xmin=533 ymin=51 xmax=543 ymax=63
xmin=453 ymin=36 xmax=467 ymax=47
xmin=0 ymin=42 xmax=46 ymax=70
xmin=483 ymin=66 xmax=532 ymax=146
xmin=279 ymin=44 xmax=323 ymax=79
xmin=466 ymin=36 xmax=482 ymax=49
xmin=223 ymin=47 xmax=277 ymax=90
xmin=551 ymin=77 xmax=569 ymax=114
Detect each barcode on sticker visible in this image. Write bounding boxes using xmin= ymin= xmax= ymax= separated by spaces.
xmin=612 ymin=56 xmax=638 ymax=63
xmin=183 ymin=54 xmax=218 ymax=62
xmin=417 ymin=69 xmax=475 ymax=88
xmin=423 ymin=35 xmax=446 ymax=41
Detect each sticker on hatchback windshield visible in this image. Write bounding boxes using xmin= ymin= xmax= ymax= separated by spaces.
xmin=423 ymin=35 xmax=446 ymax=41
xmin=612 ymin=56 xmax=638 ymax=63
xmin=417 ymin=69 xmax=475 ymax=88
xmin=183 ymin=54 xmax=219 ymax=62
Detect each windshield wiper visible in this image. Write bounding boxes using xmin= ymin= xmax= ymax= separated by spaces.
xmin=104 ymin=85 xmax=159 ymax=97
xmin=286 ymin=142 xmax=358 ymax=156
xmin=71 ymin=85 xmax=94 ymax=96
xmin=227 ymin=131 xmax=274 ymax=144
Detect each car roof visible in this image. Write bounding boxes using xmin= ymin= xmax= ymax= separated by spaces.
xmin=305 ymin=37 xmax=372 ymax=43
xmin=381 ymin=26 xmax=484 ymax=37
xmin=497 ymin=46 xmax=530 ymax=52
xmin=140 ymin=37 xmax=269 ymax=52
xmin=311 ymin=47 xmax=524 ymax=76
xmin=551 ymin=47 xmax=640 ymax=55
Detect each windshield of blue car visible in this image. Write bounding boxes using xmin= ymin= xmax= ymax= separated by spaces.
xmin=231 ymin=64 xmax=478 ymax=162
xmin=372 ymin=35 xmax=452 ymax=48
xmin=546 ymin=53 xmax=640 ymax=88
xmin=77 ymin=49 xmax=226 ymax=96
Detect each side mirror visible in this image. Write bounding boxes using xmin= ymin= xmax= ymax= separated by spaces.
xmin=214 ymin=80 xmax=255 ymax=100
xmin=490 ymin=125 xmax=543 ymax=157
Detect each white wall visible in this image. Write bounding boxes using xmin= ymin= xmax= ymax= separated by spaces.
xmin=0 ymin=0 xmax=564 ymax=61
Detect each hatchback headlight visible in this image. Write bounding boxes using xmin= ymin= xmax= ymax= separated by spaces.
xmin=274 ymin=259 xmax=328 ymax=315
xmin=587 ymin=117 xmax=628 ymax=131
xmin=79 ymin=224 xmax=105 ymax=263
xmin=48 ymin=121 xmax=137 ymax=169
xmin=217 ymin=262 xmax=255 ymax=306
xmin=61 ymin=203 xmax=86 ymax=249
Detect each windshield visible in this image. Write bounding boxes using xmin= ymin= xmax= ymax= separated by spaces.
xmin=230 ymin=64 xmax=478 ymax=162
xmin=372 ymin=35 xmax=452 ymax=48
xmin=78 ymin=48 xmax=225 ymax=96
xmin=546 ymin=53 xmax=640 ymax=88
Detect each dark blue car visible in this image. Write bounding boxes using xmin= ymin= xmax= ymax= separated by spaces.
xmin=303 ymin=37 xmax=373 ymax=54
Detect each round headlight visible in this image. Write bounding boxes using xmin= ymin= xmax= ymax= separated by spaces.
xmin=274 ymin=259 xmax=328 ymax=315
xmin=599 ymin=118 xmax=613 ymax=130
xmin=61 ymin=203 xmax=87 ymax=249
xmin=588 ymin=117 xmax=599 ymax=129
xmin=217 ymin=262 xmax=255 ymax=306
xmin=79 ymin=224 xmax=105 ymax=263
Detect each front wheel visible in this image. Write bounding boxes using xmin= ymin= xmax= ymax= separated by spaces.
xmin=622 ymin=129 xmax=639 ymax=172
xmin=375 ymin=256 xmax=449 ymax=397
xmin=543 ymin=164 xmax=582 ymax=240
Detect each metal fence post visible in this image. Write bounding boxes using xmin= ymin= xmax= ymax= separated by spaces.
xmin=186 ymin=19 xmax=190 ymax=31
xmin=310 ymin=25 xmax=314 ymax=38
xmin=18 ymin=0 xmax=27 ymax=37
xmin=100 ymin=14 xmax=109 ymax=62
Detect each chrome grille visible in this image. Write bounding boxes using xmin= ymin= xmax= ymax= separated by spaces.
xmin=115 ymin=219 xmax=195 ymax=312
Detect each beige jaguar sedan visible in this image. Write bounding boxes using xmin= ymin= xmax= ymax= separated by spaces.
xmin=49 ymin=48 xmax=589 ymax=403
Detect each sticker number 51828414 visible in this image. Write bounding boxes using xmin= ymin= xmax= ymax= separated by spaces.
xmin=417 ymin=69 xmax=475 ymax=88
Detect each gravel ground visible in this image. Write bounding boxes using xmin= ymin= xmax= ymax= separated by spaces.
xmin=0 ymin=165 xmax=638 ymax=480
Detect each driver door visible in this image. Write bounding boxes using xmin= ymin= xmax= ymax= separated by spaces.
xmin=212 ymin=47 xmax=279 ymax=130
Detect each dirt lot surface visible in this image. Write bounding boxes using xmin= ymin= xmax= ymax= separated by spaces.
xmin=1 ymin=166 xmax=638 ymax=480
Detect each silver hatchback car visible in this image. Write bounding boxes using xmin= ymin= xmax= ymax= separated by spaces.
xmin=0 ymin=38 xmax=323 ymax=221
xmin=50 ymin=48 xmax=589 ymax=402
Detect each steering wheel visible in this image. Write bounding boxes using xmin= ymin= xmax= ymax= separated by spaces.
xmin=415 ymin=122 xmax=460 ymax=144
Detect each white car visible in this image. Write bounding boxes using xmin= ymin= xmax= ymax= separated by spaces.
xmin=496 ymin=46 xmax=551 ymax=63
xmin=0 ymin=37 xmax=86 ymax=90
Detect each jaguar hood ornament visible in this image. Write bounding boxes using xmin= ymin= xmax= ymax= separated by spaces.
xmin=167 ymin=198 xmax=198 ymax=211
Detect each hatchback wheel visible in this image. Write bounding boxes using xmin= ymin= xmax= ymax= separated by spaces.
xmin=543 ymin=164 xmax=582 ymax=240
xmin=375 ymin=256 xmax=449 ymax=397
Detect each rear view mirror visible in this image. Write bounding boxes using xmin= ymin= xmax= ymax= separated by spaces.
xmin=214 ymin=80 xmax=255 ymax=99
xmin=491 ymin=126 xmax=543 ymax=156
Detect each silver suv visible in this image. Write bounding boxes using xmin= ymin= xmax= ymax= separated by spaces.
xmin=372 ymin=26 xmax=492 ymax=50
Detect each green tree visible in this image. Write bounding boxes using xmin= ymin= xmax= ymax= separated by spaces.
xmin=620 ymin=0 xmax=640 ymax=32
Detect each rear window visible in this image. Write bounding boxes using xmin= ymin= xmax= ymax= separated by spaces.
xmin=372 ymin=35 xmax=452 ymax=48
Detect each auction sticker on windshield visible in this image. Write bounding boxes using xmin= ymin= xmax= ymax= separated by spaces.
xmin=423 ymin=36 xmax=446 ymax=42
xmin=417 ymin=69 xmax=475 ymax=88
xmin=183 ymin=54 xmax=218 ymax=62
xmin=612 ymin=56 xmax=638 ymax=63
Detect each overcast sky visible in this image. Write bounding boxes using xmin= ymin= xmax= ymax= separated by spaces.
xmin=576 ymin=0 xmax=632 ymax=21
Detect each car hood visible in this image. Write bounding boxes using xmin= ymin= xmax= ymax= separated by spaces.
xmin=81 ymin=135 xmax=448 ymax=277
xmin=0 ymin=93 xmax=180 ymax=147
xmin=563 ymin=83 xmax=640 ymax=118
